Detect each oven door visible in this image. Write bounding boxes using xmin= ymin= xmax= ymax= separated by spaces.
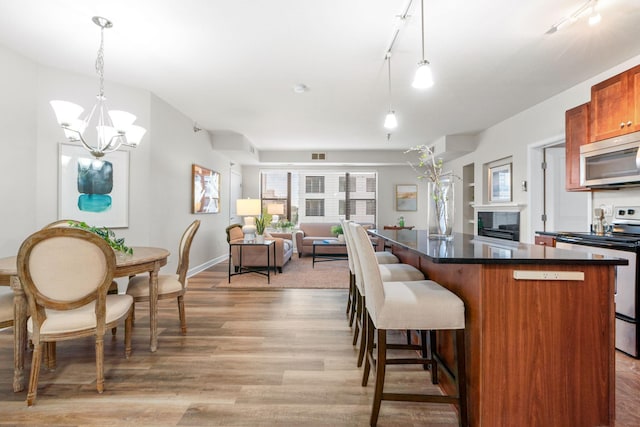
xmin=556 ymin=238 xmax=638 ymax=357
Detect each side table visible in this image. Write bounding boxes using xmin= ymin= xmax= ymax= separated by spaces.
xmin=228 ymin=240 xmax=277 ymax=283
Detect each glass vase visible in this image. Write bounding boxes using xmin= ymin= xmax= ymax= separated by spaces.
xmin=427 ymin=178 xmax=454 ymax=240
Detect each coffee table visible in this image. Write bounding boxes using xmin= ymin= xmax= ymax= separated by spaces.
xmin=312 ymin=239 xmax=348 ymax=267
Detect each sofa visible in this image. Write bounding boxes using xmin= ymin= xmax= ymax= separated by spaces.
xmin=295 ymin=222 xmax=378 ymax=258
xmin=226 ymin=224 xmax=294 ymax=272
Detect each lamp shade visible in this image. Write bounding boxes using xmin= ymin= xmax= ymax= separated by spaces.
xmin=267 ymin=204 xmax=284 ymax=215
xmin=412 ymin=61 xmax=434 ymax=89
xmin=236 ymin=198 xmax=261 ymax=216
xmin=384 ymin=111 xmax=398 ymax=130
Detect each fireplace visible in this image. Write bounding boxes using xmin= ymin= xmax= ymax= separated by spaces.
xmin=477 ymin=211 xmax=520 ymax=241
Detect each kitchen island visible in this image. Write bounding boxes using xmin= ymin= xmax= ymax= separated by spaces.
xmin=369 ymin=229 xmax=626 ymax=427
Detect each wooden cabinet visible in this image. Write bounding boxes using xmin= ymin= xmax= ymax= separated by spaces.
xmin=565 ymin=103 xmax=590 ymax=191
xmin=534 ymin=234 xmax=555 ymax=247
xmin=590 ymin=64 xmax=640 ymax=142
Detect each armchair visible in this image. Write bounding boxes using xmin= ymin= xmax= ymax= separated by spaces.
xmin=226 ymin=224 xmax=293 ymax=272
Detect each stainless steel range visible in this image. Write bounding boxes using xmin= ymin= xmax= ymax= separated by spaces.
xmin=555 ymin=206 xmax=640 ymax=358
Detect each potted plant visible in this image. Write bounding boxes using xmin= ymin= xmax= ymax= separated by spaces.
xmin=69 ymin=221 xmax=133 ymax=255
xmin=255 ymin=216 xmax=266 ymax=243
xmin=331 ymin=224 xmax=345 ymax=242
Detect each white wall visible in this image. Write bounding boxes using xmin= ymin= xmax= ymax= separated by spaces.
xmin=0 ymin=44 xmax=232 ymax=274
xmin=448 ymin=53 xmax=640 ymax=243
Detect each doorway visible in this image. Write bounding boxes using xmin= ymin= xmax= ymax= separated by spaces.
xmin=528 ymin=138 xmax=590 ymax=240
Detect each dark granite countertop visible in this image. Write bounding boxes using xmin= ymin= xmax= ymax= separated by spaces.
xmin=369 ymin=229 xmax=628 ymax=265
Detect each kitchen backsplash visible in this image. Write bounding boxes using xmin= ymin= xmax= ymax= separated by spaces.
xmin=592 ymin=187 xmax=640 ymax=222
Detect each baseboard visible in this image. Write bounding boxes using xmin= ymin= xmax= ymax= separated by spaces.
xmin=188 ymin=254 xmax=228 ymax=277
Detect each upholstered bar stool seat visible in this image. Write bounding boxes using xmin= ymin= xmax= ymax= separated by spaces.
xmin=342 ymin=221 xmax=428 ymax=368
xmin=378 ymin=264 xmax=425 ymax=282
xmin=377 ymin=280 xmax=464 ymax=329
xmin=349 ymin=222 xmax=468 ymax=427
xmin=375 ymin=251 xmax=399 ymax=264
xmin=342 ymin=220 xmax=404 ymax=326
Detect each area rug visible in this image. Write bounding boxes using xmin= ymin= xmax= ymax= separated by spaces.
xmin=210 ymin=255 xmax=350 ymax=289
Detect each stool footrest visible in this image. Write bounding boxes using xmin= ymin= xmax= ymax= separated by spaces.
xmin=387 ymin=343 xmax=422 ymax=351
xmin=381 ymin=392 xmax=460 ymax=405
xmin=386 ymin=357 xmax=432 ymax=366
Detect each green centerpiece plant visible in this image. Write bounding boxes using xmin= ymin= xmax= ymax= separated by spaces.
xmin=330 ymin=224 xmax=343 ymax=237
xmin=255 ymin=217 xmax=266 ymax=235
xmin=69 ymin=221 xmax=133 ymax=255
xmin=406 ymin=144 xmax=459 ymax=240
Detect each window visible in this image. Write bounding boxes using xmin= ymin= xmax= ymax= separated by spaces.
xmin=261 ymin=170 xmax=377 ymax=224
xmin=306 ymin=176 xmax=324 ymax=193
xmin=366 ymin=199 xmax=376 ymax=215
xmin=366 ymin=177 xmax=376 ymax=192
xmin=339 ymin=176 xmax=357 ymax=192
xmin=339 ymin=199 xmax=357 ymax=215
xmin=261 ymin=171 xmax=291 ymax=220
xmin=306 ymin=199 xmax=325 ymax=216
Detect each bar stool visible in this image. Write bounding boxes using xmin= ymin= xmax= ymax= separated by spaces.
xmin=349 ymin=222 xmax=468 ymax=427
xmin=343 ymin=221 xmax=425 ymax=368
xmin=342 ymin=220 xmax=400 ymax=327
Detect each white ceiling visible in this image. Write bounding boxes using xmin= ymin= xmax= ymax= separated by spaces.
xmin=1 ymin=0 xmax=640 ymax=153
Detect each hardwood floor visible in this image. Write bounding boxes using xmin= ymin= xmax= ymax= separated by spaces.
xmin=1 ymin=265 xmax=639 ymax=426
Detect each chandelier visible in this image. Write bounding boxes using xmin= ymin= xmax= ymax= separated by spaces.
xmin=50 ymin=16 xmax=146 ymax=158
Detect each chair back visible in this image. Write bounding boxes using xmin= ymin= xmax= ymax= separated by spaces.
xmin=342 ymin=220 xmax=365 ymax=295
xmin=176 ymin=220 xmax=201 ymax=286
xmin=17 ymin=227 xmax=116 ymax=334
xmin=42 ymin=219 xmax=80 ymax=229
xmin=341 ymin=220 xmax=355 ymax=272
xmin=226 ymin=223 xmax=244 ymax=242
xmin=349 ymin=223 xmax=385 ymax=321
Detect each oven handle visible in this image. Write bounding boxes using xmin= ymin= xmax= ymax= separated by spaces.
xmin=555 ymin=236 xmax=638 ymax=250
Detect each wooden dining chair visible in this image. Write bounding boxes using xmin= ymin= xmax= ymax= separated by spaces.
xmin=17 ymin=227 xmax=134 ymax=406
xmin=126 ymin=220 xmax=200 ymax=334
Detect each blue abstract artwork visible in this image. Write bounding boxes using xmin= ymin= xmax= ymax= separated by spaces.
xmin=59 ymin=144 xmax=129 ymax=227
xmin=77 ymin=158 xmax=113 ymax=212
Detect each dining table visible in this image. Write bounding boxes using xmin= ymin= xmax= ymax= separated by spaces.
xmin=0 ymin=246 xmax=170 ymax=393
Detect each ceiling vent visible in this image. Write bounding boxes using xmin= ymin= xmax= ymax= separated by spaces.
xmin=311 ymin=152 xmax=326 ymax=160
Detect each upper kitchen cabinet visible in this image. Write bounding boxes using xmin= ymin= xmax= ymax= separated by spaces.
xmin=565 ymin=103 xmax=590 ymax=191
xmin=590 ymin=64 xmax=640 ymax=142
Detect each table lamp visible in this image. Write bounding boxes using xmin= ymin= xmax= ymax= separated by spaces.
xmin=267 ymin=204 xmax=284 ymax=227
xmin=236 ymin=198 xmax=261 ymax=241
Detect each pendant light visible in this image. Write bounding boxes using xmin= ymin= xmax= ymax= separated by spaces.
xmin=384 ymin=54 xmax=398 ymax=130
xmin=412 ymin=0 xmax=434 ymax=89
xmin=50 ymin=17 xmax=146 ymax=158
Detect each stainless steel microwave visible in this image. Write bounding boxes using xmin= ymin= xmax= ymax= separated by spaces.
xmin=580 ymin=131 xmax=640 ymax=188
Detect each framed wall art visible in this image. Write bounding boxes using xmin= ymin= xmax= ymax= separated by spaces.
xmin=192 ymin=164 xmax=220 ymax=213
xmin=396 ymin=184 xmax=418 ymax=211
xmin=58 ymin=143 xmax=130 ymax=228
xmin=489 ymin=162 xmax=512 ymax=203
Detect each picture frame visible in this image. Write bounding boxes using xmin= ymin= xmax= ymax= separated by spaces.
xmin=59 ymin=143 xmax=130 ymax=228
xmin=192 ymin=164 xmax=220 ymax=214
xmin=396 ymin=184 xmax=418 ymax=211
xmin=489 ymin=163 xmax=512 ymax=203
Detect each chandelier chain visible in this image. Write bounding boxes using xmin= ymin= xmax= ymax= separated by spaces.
xmin=95 ymin=26 xmax=105 ymax=98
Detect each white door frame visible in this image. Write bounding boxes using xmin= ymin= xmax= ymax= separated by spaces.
xmin=526 ymin=134 xmax=592 ymax=240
